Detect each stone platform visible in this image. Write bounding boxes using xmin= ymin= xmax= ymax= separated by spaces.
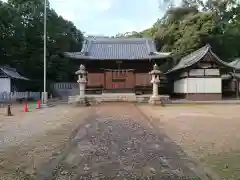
xmin=68 ymin=93 xmax=170 ymax=104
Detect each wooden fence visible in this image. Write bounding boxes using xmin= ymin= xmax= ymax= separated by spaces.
xmin=52 ymin=82 xmax=79 ymax=98
xmin=0 ymin=92 xmax=41 ymax=102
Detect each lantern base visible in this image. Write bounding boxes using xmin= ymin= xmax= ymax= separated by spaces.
xmin=74 ymin=96 xmax=91 ymax=107
xmin=148 ymin=95 xmax=162 ymax=105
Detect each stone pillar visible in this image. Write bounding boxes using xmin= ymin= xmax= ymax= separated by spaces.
xmin=76 ymin=64 xmax=87 ymax=97
xmin=152 ymin=79 xmax=159 ymax=97
xmin=149 ymin=64 xmax=161 ymax=105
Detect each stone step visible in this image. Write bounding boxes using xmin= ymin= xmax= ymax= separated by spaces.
xmin=68 ymin=94 xmax=137 ymax=104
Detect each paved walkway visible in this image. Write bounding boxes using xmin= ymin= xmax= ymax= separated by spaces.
xmin=36 ymin=103 xmax=210 ymax=180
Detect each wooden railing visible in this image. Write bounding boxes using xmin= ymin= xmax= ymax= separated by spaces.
xmin=53 ymin=82 xmax=78 ymax=90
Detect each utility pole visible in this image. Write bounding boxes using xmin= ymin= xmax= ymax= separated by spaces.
xmin=42 ymin=0 xmax=48 ymax=104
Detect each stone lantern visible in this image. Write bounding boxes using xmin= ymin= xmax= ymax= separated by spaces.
xmin=75 ymin=64 xmax=87 ymax=97
xmin=149 ymin=64 xmax=161 ymax=104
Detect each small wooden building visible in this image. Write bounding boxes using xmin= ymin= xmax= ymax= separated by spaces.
xmin=222 ymin=58 xmax=240 ymax=98
xmin=165 ymin=44 xmax=233 ymax=100
xmin=0 ymin=66 xmax=29 ymax=93
xmin=64 ymin=37 xmax=172 ymax=94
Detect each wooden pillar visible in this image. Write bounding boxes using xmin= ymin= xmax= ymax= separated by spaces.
xmin=236 ymin=79 xmax=239 ymax=99
xmin=104 ymin=70 xmax=106 ymax=90
xmin=186 ymin=70 xmax=189 ymax=99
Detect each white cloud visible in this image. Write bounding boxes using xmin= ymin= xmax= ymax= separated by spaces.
xmin=51 ymin=0 xmax=113 ymax=21
xmin=1 ymin=0 xmax=178 ymax=36
xmin=93 ymin=0 xmax=113 ymax=11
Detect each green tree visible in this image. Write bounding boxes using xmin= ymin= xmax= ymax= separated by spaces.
xmin=0 ymin=0 xmax=84 ymax=91
xmin=151 ymin=0 xmax=240 ymax=61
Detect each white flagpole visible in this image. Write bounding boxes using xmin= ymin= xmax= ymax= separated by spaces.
xmin=43 ymin=0 xmax=48 ymax=104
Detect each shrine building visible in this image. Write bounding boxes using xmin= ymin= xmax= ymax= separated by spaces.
xmin=63 ymin=37 xmax=172 ymax=95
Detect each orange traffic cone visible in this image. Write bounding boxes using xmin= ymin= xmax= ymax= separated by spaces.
xmin=24 ymin=104 xmax=28 ymax=112
xmin=36 ymin=100 xmax=41 ymax=109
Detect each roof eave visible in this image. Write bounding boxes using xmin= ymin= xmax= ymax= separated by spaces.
xmin=227 ymin=58 xmax=240 ymax=70
xmin=209 ymin=50 xmax=233 ymax=69
xmin=0 ymin=67 xmax=30 ymax=81
xmin=64 ymin=54 xmax=171 ymax=60
xmin=153 ymin=52 xmax=172 ymax=56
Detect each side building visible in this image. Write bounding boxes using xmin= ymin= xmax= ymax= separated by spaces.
xmin=222 ymin=58 xmax=240 ymax=98
xmin=0 ymin=66 xmax=29 ymax=93
xmin=165 ymin=44 xmax=233 ymax=100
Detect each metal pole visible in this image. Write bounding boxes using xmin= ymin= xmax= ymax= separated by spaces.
xmin=43 ymin=0 xmax=48 ymax=104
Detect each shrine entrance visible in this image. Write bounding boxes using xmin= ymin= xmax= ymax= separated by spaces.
xmin=104 ymin=69 xmax=135 ymax=90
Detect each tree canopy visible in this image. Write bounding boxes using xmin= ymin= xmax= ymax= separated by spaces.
xmin=0 ymin=0 xmax=83 ymax=91
xmin=124 ymin=0 xmax=240 ymax=62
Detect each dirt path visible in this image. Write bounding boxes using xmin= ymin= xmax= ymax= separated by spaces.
xmin=36 ymin=103 xmax=210 ymax=180
xmin=0 ymin=105 xmax=92 ymax=180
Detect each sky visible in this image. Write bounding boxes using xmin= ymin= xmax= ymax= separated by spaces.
xmin=50 ymin=0 xmax=180 ymax=36
xmin=2 ymin=0 xmax=180 ymax=36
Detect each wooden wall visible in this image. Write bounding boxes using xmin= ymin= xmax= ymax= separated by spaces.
xmin=87 ymin=73 xmax=104 ymax=86
xmin=78 ymin=59 xmax=167 ymax=89
xmin=87 ymin=72 xmax=152 ymax=88
xmin=135 ymin=73 xmax=151 ymax=86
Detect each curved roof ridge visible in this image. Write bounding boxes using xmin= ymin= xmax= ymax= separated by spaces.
xmin=180 ymin=44 xmax=210 ymax=64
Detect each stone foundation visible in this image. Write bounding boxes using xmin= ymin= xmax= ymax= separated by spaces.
xmin=72 ymin=96 xmax=91 ymax=106
xmin=185 ymin=93 xmax=222 ymax=101
xmin=148 ymin=96 xmax=161 ymax=105
xmin=68 ymin=94 xmax=170 ymax=104
xmin=148 ymin=95 xmax=170 ymax=105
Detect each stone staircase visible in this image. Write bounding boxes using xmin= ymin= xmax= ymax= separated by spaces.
xmin=101 ymin=93 xmax=137 ymax=102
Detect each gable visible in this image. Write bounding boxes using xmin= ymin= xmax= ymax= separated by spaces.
xmin=165 ymin=44 xmax=232 ymax=74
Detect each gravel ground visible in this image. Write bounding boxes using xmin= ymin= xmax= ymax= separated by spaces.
xmin=0 ymin=105 xmax=92 ymax=180
xmin=138 ymin=104 xmax=240 ymax=155
xmin=0 ymin=105 xmax=88 ymax=150
xmin=138 ymin=104 xmax=240 ymax=179
xmin=36 ymin=103 xmax=210 ymax=180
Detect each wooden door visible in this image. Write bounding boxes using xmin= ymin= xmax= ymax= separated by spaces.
xmin=104 ymin=71 xmax=112 ymax=89
xmin=104 ymin=69 xmax=135 ymax=89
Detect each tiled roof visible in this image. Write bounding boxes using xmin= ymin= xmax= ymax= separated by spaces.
xmin=221 ymin=58 xmax=240 ymax=80
xmin=222 ymin=72 xmax=240 ymax=80
xmin=0 ymin=66 xmax=29 ymax=80
xmin=165 ymin=44 xmax=231 ymax=74
xmin=64 ymin=38 xmax=172 ymax=60
xmin=228 ymin=58 xmax=240 ymax=69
